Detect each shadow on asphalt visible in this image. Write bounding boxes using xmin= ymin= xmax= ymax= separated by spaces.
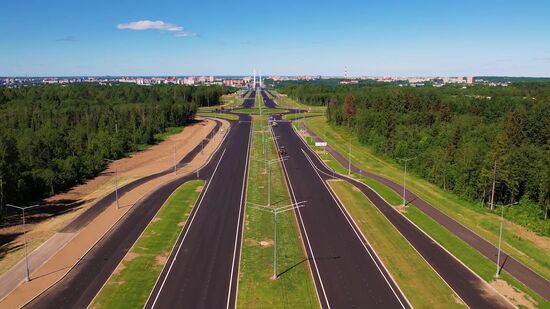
xmin=277 ymin=256 xmax=341 ymax=279
xmin=31 ymin=265 xmax=72 ymax=281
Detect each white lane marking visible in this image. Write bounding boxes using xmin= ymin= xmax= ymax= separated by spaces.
xmin=226 ymin=120 xmax=253 ymax=309
xmin=272 ymin=125 xmax=331 ymax=309
xmin=149 ymin=148 xmax=227 ymax=309
xmin=301 ymin=149 xmax=408 ymax=309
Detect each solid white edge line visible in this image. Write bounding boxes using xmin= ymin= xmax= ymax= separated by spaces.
xmin=301 ymin=149 xmax=409 ymax=309
xmin=87 ymin=181 xmax=197 ymax=309
xmin=142 ymin=120 xmax=230 ymax=308
xmin=232 ymin=119 xmax=254 ymax=308
xmin=272 ymin=124 xmax=331 ymax=309
xmin=301 ymin=120 xmax=548 ymax=297
xmin=149 ymin=147 xmax=228 ymax=309
xmin=269 ymin=123 xmax=324 ymax=308
xmin=296 ymin=125 xmax=514 ymax=308
xmin=226 ymin=118 xmax=253 ymax=309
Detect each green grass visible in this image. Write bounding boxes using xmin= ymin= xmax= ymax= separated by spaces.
xmin=272 ymin=94 xmax=326 ymax=113
xmin=304 ymin=116 xmax=550 ymax=283
xmin=328 ymin=180 xmax=466 ymax=309
xmin=197 ymin=112 xmax=239 ymax=121
xmin=237 ymin=114 xmax=319 ymax=309
xmin=298 ymin=125 xmax=403 ymax=205
xmin=92 ymin=180 xmax=205 ymax=309
xmin=198 ymin=94 xmax=243 ymax=112
xmin=232 ymin=108 xmax=287 ymax=114
xmin=284 ymin=112 xmax=324 ymax=120
xmin=153 ymin=126 xmax=184 ymax=142
xmin=406 ymin=207 xmax=549 ymax=308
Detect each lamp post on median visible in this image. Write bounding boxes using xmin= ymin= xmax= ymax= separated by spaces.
xmin=6 ymin=203 xmax=42 ymax=282
xmin=398 ymin=157 xmax=416 ymax=206
xmin=248 ymin=201 xmax=306 ymax=279
xmin=496 ymin=202 xmax=519 ymax=278
xmin=103 ymin=159 xmax=119 ymax=209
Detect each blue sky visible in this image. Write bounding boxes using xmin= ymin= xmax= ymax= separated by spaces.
xmin=1 ymin=0 xmax=549 ymax=76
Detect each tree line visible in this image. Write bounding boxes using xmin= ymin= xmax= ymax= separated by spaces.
xmin=278 ymin=82 xmax=549 ymax=235
xmin=0 ymin=84 xmax=230 ymax=209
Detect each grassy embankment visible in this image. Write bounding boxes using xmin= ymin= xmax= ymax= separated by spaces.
xmin=328 ymin=180 xmax=465 ymax=308
xmin=91 ymin=180 xmax=204 ymax=308
xmin=197 ymin=93 xmax=243 ymax=120
xmin=237 ymin=104 xmax=318 ymax=307
xmin=198 ymin=93 xmax=243 ymax=112
xmin=303 ymin=115 xmax=549 ymax=308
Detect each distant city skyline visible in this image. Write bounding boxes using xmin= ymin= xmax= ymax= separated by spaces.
xmin=1 ymin=0 xmax=550 ymax=77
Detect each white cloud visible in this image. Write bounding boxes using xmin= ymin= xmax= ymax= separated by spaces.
xmin=117 ymin=20 xmax=195 ymax=37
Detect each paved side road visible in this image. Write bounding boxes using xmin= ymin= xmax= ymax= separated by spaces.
xmin=144 ymin=115 xmax=252 ymax=309
xmin=277 ymin=121 xmax=515 ymax=308
xmin=273 ymin=122 xmax=411 ymax=309
xmin=303 ymin=122 xmax=550 ymax=301
xmin=23 ymin=121 xmax=224 ymax=308
xmin=0 ymin=121 xmax=222 ymax=304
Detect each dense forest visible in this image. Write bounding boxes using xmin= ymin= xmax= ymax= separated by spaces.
xmin=0 ymin=84 xmax=230 ymax=208
xmin=278 ymin=82 xmax=549 ymax=235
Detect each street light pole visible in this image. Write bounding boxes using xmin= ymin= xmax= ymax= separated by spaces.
xmin=22 ymin=207 xmax=29 ymax=281
xmin=6 ymin=204 xmax=41 ymax=282
xmin=104 ymin=159 xmax=119 ymax=210
xmin=398 ymin=157 xmax=416 ymax=206
xmin=173 ymin=144 xmax=177 ymax=175
xmin=496 ymin=202 xmax=518 ymax=278
xmin=248 ymin=201 xmax=306 ymax=279
xmin=114 ymin=164 xmax=119 ymax=209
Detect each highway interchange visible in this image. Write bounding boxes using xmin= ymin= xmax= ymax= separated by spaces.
xmin=19 ymin=89 xmax=547 ymax=308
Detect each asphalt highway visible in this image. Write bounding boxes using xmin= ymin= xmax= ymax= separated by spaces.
xmin=302 ymin=124 xmax=550 ymax=301
xmin=25 ymin=119 xmax=231 ymax=308
xmin=143 ymin=110 xmax=252 ymax=308
xmin=260 ymin=90 xmax=277 ymax=108
xmin=282 ymin=122 xmax=513 ymax=308
xmin=241 ymin=89 xmax=256 ymax=108
xmin=271 ymin=122 xmax=411 ymax=308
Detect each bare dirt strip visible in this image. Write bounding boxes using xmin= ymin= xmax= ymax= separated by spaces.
xmin=0 ymin=117 xmax=229 ymax=307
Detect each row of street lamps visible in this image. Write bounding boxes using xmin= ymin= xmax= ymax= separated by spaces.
xmin=339 ymin=136 xmax=516 ymax=279
xmin=248 ymin=113 xmax=307 ymax=279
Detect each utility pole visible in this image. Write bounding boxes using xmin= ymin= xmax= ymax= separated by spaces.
xmin=6 ymin=204 xmax=41 ymax=282
xmin=104 ymin=159 xmax=119 ymax=209
xmin=490 ymin=160 xmax=497 ymax=210
xmin=398 ymin=157 xmax=416 ymax=206
xmin=496 ymin=202 xmax=518 ymax=278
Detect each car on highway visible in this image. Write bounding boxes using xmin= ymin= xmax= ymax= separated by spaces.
xmin=279 ymin=146 xmax=287 ymax=156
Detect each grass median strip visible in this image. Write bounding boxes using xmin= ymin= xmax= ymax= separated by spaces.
xmin=91 ymin=180 xmax=204 ymax=309
xmin=232 ymin=108 xmax=287 ymax=114
xmin=299 ymin=126 xmax=403 ymax=205
xmin=328 ymin=180 xmax=466 ymax=309
xmin=237 ymin=115 xmax=319 ymax=308
xmin=197 ymin=112 xmax=239 ymax=121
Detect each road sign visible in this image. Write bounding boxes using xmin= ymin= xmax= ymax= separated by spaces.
xmin=315 ymin=142 xmax=327 ymax=147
